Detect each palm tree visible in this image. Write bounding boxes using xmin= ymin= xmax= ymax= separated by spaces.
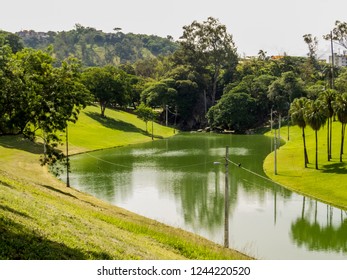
xmin=290 ymin=97 xmax=310 ymax=168
xmin=319 ymin=89 xmax=337 ymax=161
xmin=304 ymin=99 xmax=328 ymax=170
xmin=333 ymin=93 xmax=347 ymax=162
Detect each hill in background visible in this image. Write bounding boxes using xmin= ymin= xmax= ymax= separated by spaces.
xmin=16 ymin=24 xmax=178 ymax=66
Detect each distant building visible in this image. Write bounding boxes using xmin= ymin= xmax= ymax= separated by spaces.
xmin=329 ymin=51 xmax=347 ymax=67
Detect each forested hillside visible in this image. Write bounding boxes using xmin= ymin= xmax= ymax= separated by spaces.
xmin=16 ymin=24 xmax=178 ymax=66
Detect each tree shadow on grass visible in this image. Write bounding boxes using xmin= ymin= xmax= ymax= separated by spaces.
xmin=40 ymin=184 xmax=78 ymax=199
xmin=0 ymin=217 xmax=113 ymax=260
xmin=85 ymin=111 xmax=145 ymax=133
xmin=85 ymin=111 xmax=164 ymax=139
xmin=0 ymin=135 xmax=43 ymax=155
xmin=0 ymin=205 xmax=32 ymax=219
xmin=321 ymin=162 xmax=347 ymax=174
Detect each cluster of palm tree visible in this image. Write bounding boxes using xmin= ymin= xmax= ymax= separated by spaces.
xmin=290 ymin=90 xmax=347 ymax=169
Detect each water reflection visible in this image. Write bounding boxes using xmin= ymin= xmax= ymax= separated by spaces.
xmin=291 ymin=198 xmax=347 ymax=253
xmin=67 ymin=133 xmax=347 ymax=259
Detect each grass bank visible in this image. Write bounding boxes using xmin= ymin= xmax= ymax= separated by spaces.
xmin=0 ymin=106 xmax=249 ymax=260
xmin=263 ymin=122 xmax=347 ymax=209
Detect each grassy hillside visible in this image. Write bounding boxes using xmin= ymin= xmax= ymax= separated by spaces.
xmin=263 ymin=122 xmax=347 ymax=209
xmin=0 ymin=106 xmax=249 ymax=260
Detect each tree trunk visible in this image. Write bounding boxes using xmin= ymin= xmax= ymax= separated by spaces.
xmin=315 ymin=130 xmax=319 ymax=170
xmin=302 ymin=127 xmax=309 ymax=168
xmin=327 ymin=117 xmax=330 ymax=161
xmin=100 ymin=101 xmax=107 ymax=117
xmin=278 ymin=113 xmax=281 ymax=141
xmin=329 ymin=117 xmax=333 ymax=161
xmin=340 ymin=123 xmax=346 ymax=162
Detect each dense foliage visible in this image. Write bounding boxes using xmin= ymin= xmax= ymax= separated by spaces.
xmin=0 ymin=38 xmax=91 ymax=165
xmin=16 ymin=25 xmax=178 ymax=66
xmin=2 ymin=19 xmax=347 ymax=147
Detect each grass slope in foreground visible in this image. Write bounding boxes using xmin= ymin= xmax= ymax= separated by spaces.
xmin=263 ymin=122 xmax=347 ymax=209
xmin=0 ymin=106 xmax=249 ymax=260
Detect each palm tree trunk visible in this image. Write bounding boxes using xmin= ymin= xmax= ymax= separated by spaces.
xmin=340 ymin=123 xmax=346 ymax=162
xmin=315 ymin=130 xmax=319 ymax=170
xmin=327 ymin=118 xmax=330 ymax=161
xmin=302 ymin=127 xmax=309 ymax=168
xmin=329 ymin=117 xmax=333 ymax=161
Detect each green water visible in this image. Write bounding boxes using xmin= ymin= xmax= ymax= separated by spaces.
xmin=68 ymin=133 xmax=347 ymax=259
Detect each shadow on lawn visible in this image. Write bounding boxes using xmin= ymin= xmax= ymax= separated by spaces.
xmin=0 ymin=217 xmax=112 ymax=260
xmin=0 ymin=135 xmax=43 ymax=155
xmin=86 ymin=111 xmax=164 ymax=139
xmin=86 ymin=111 xmax=145 ymax=133
xmin=321 ymin=162 xmax=347 ymax=174
xmin=40 ymin=184 xmax=78 ymax=199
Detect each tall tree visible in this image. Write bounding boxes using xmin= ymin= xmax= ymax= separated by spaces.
xmin=324 ymin=21 xmax=347 ymax=50
xmin=319 ymin=89 xmax=337 ymax=161
xmin=304 ymin=99 xmax=328 ymax=169
xmin=82 ymin=66 xmax=129 ymax=117
xmin=333 ymin=93 xmax=347 ymax=162
xmin=290 ymin=97 xmax=310 ymax=167
xmin=178 ymin=17 xmax=238 ymax=107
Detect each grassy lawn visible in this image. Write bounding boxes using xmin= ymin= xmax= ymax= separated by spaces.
xmin=263 ymin=121 xmax=347 ymax=209
xmin=67 ymin=105 xmax=176 ymax=154
xmin=0 ymin=106 xmax=249 ymax=260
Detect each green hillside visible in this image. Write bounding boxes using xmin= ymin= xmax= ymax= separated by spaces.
xmin=0 ymin=107 xmax=249 ymax=260
xmin=16 ymin=26 xmax=178 ymax=66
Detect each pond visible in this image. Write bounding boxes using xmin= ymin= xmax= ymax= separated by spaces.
xmin=66 ymin=133 xmax=347 ymax=259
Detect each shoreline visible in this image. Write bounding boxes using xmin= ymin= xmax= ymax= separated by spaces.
xmin=263 ymin=124 xmax=347 ymax=211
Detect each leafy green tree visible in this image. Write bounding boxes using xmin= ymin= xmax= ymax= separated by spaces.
xmin=333 ymin=93 xmax=347 ymax=162
xmin=141 ymin=79 xmax=177 ymax=111
xmin=0 ymin=31 xmax=23 ymax=53
xmin=164 ymin=65 xmax=200 ymax=128
xmin=207 ymin=91 xmax=257 ymax=133
xmin=290 ymin=97 xmax=310 ymax=167
xmin=135 ymin=103 xmax=156 ymax=133
xmin=268 ymin=71 xmax=306 ymax=138
xmin=304 ymin=99 xmax=328 ymax=169
xmin=335 ymin=68 xmax=347 ymax=93
xmin=178 ymin=17 xmax=238 ymax=107
xmin=1 ymin=47 xmax=90 ymax=164
xmin=82 ymin=66 xmax=129 ymax=117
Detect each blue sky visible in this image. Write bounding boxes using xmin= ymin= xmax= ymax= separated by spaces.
xmin=1 ymin=0 xmax=347 ymax=58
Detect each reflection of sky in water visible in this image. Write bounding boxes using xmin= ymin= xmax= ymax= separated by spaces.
xmin=209 ymin=147 xmax=249 ymax=157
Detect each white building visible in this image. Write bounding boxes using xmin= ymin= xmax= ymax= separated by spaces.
xmin=329 ymin=51 xmax=347 ymax=67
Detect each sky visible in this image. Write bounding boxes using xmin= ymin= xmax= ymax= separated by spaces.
xmin=1 ymin=0 xmax=347 ymax=58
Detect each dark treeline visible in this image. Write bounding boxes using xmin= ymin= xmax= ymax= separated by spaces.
xmin=1 ymin=19 xmax=347 ymax=167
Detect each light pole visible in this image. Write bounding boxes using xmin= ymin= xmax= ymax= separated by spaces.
xmin=66 ymin=124 xmax=70 ymax=188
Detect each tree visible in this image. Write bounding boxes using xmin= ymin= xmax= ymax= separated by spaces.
xmin=304 ymin=99 xmax=328 ymax=169
xmin=178 ymin=17 xmax=238 ymax=107
xmin=333 ymin=93 xmax=347 ymax=162
xmin=0 ymin=48 xmax=90 ymax=165
xmin=207 ymin=91 xmax=257 ymax=133
xmin=135 ymin=103 xmax=156 ymax=133
xmin=268 ymin=71 xmax=306 ymax=139
xmin=82 ymin=66 xmax=129 ymax=117
xmin=324 ymin=21 xmax=347 ymax=50
xmin=0 ymin=31 xmax=23 ymax=53
xmin=319 ymin=89 xmax=337 ymax=161
xmin=141 ymin=79 xmax=177 ymax=111
xmin=290 ymin=97 xmax=310 ymax=167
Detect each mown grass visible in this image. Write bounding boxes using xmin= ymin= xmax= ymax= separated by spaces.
xmin=263 ymin=121 xmax=347 ymax=209
xmin=0 ymin=106 xmax=250 ymax=260
xmin=67 ymin=105 xmax=176 ymax=154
